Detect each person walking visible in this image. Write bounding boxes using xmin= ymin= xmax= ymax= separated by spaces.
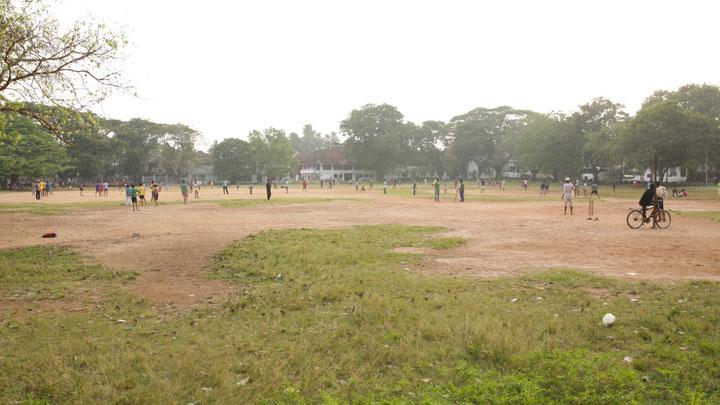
xmin=303 ymin=179 xmax=308 ymax=192
xmin=222 ymin=180 xmax=229 ymax=195
xmin=562 ymin=177 xmax=575 ymax=215
xmin=266 ymin=179 xmax=272 ymax=200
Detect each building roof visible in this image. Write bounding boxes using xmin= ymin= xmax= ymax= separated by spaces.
xmin=296 ymin=147 xmax=351 ymax=166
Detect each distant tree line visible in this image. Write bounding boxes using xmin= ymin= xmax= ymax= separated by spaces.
xmin=3 ymin=84 xmax=720 ymax=188
xmin=338 ymin=84 xmax=720 ymax=182
xmin=0 ymin=108 xmax=202 ymax=186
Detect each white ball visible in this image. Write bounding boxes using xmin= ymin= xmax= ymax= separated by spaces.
xmin=602 ymin=313 xmax=616 ymax=326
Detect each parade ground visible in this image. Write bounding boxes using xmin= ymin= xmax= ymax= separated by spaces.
xmin=1 ymin=183 xmax=720 ymax=402
xmin=1 ymin=183 xmax=718 ymax=309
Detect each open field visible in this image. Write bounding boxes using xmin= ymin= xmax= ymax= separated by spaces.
xmin=1 ymin=184 xmax=719 ymax=402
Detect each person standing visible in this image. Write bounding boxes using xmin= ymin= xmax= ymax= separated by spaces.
xmin=412 ymin=179 xmax=417 ymax=196
xmin=480 ymin=179 xmax=485 ymax=193
xmin=383 ymin=180 xmax=387 ymax=195
xmin=150 ymin=181 xmax=156 ymax=205
xmin=103 ymin=181 xmax=109 ymax=196
xmin=34 ymin=181 xmax=41 ymax=200
xmin=459 ymin=179 xmax=465 ymax=202
xmin=222 ymin=180 xmax=229 ymax=195
xmin=303 ymin=179 xmax=308 ymax=192
xmin=130 ymin=184 xmax=139 ymax=212
xmin=433 ymin=177 xmax=440 ymax=202
xmin=180 ymin=180 xmax=189 ymax=204
xmin=562 ymin=177 xmax=575 ymax=215
xmin=78 ymin=183 xmax=84 ymax=197
xmin=266 ymin=179 xmax=272 ymax=200
xmin=590 ymin=182 xmax=599 ymax=198
xmin=124 ymin=184 xmax=131 ymax=206
xmin=249 ymin=182 xmax=254 ymax=195
xmin=137 ymin=182 xmax=147 ymax=206
xmin=285 ymin=178 xmax=289 ymax=193
xmin=194 ymin=181 xmax=200 ymax=199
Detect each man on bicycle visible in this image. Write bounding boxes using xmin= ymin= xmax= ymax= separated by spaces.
xmin=639 ymin=182 xmax=656 ymax=222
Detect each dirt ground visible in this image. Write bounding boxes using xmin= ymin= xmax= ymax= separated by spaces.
xmin=1 ymin=186 xmax=719 ymax=311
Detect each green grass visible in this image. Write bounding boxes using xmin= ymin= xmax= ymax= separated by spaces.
xmin=0 ymin=246 xmax=137 ymax=300
xmin=359 ymin=181 xmax=720 ymax=202
xmin=0 ymin=201 xmax=124 ymax=215
xmin=675 ymin=210 xmax=720 ymax=222
xmin=1 ymin=227 xmax=719 ymax=403
xmin=212 ymin=197 xmax=360 ymax=208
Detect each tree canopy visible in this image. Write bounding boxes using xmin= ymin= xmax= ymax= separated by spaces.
xmin=0 ymin=0 xmax=125 ymax=141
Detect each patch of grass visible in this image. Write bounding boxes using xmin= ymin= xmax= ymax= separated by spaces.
xmin=0 ymin=246 xmax=137 ymax=300
xmin=212 ymin=197 xmax=360 ymax=208
xmin=0 ymin=201 xmax=123 ymax=215
xmin=1 ymin=228 xmax=719 ymax=403
xmin=676 ymin=210 xmax=720 ymax=222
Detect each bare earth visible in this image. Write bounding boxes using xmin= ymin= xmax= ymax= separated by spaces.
xmin=2 ymin=186 xmax=719 ymax=311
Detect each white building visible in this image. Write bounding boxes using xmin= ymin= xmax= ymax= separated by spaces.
xmin=296 ymin=148 xmax=375 ymax=182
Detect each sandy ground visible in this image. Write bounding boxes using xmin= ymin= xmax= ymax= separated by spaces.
xmin=1 ymin=186 xmax=719 ymax=311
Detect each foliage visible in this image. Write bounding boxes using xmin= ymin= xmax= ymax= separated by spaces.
xmin=570 ymin=98 xmax=628 ymax=180
xmin=0 ymin=0 xmax=125 ymax=140
xmin=247 ymin=128 xmax=295 ymax=179
xmin=619 ymin=100 xmax=718 ymax=178
xmin=341 ymin=103 xmax=410 ymax=177
xmin=450 ymin=106 xmax=540 ymax=180
xmin=0 ymin=113 xmax=71 ymax=181
xmin=288 ymin=124 xmax=339 ymax=154
xmin=210 ymin=138 xmax=253 ymax=182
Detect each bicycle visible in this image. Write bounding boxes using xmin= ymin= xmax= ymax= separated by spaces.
xmin=626 ymin=203 xmax=671 ymax=229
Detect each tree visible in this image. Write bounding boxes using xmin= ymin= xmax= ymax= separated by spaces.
xmin=210 ymin=138 xmax=253 ymax=182
xmin=644 ymin=84 xmax=720 ymax=174
xmin=0 ymin=112 xmax=71 ymax=184
xmin=515 ymin=114 xmax=560 ymax=179
xmin=0 ymin=0 xmax=125 ymax=140
xmin=568 ymin=98 xmax=628 ymax=181
xmin=154 ymin=124 xmax=200 ymax=177
xmin=450 ymin=106 xmax=539 ymax=180
xmin=247 ymin=128 xmax=297 ymax=180
xmin=340 ymin=103 xmax=409 ymax=177
xmin=409 ymin=120 xmax=453 ymax=177
xmin=619 ymin=100 xmax=718 ymax=179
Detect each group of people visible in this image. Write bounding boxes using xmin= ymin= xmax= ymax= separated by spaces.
xmin=31 ymin=180 xmax=54 ymax=200
xmin=124 ymin=181 xmax=162 ymax=211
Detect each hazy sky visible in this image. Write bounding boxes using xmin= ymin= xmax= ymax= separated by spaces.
xmin=57 ymin=0 xmax=720 ymax=149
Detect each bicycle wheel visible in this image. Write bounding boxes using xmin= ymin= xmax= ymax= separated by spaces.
xmin=654 ymin=209 xmax=671 ymax=229
xmin=626 ymin=209 xmax=645 ymax=229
